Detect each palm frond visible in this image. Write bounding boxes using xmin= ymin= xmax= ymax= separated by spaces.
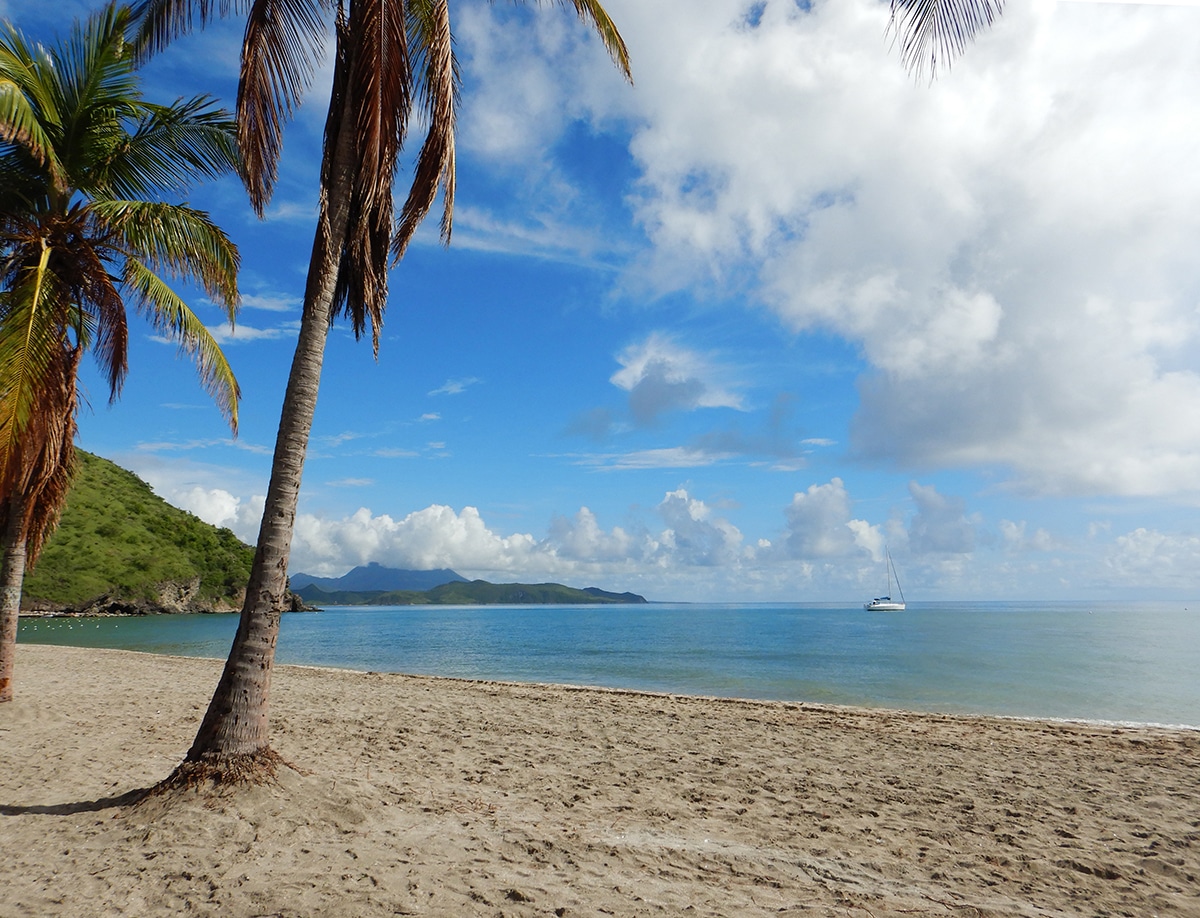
xmin=130 ymin=0 xmax=244 ymax=60
xmin=89 ymin=199 xmax=240 ymax=311
xmin=105 ymin=94 xmax=239 ymax=199
xmin=0 ymin=248 xmax=62 ymax=480
xmin=554 ymin=0 xmax=631 ymax=82
xmin=123 ymin=257 xmax=241 ymax=433
xmin=330 ymin=0 xmax=411 ymax=351
xmin=237 ymin=0 xmax=332 ymax=213
xmin=392 ymin=0 xmax=457 ymax=262
xmin=11 ymin=347 xmax=80 ymax=566
xmin=0 ymin=26 xmax=69 ymax=192
xmin=60 ymin=235 xmax=130 ymax=399
xmin=888 ymin=0 xmax=1005 ymax=80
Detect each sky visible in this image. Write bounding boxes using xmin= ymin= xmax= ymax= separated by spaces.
xmin=6 ymin=0 xmax=1200 ymax=602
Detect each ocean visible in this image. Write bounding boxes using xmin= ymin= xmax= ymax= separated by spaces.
xmin=18 ymin=600 xmax=1200 ymax=728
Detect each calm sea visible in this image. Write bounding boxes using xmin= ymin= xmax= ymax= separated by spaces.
xmin=18 ymin=601 xmax=1200 ymax=728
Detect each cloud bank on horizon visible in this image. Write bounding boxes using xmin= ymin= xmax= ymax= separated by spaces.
xmin=11 ymin=0 xmax=1200 ymax=600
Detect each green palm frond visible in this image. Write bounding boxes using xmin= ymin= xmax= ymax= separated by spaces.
xmin=0 ymin=28 xmax=68 ymax=191
xmin=89 ymin=199 xmax=240 ymax=311
xmin=888 ymin=0 xmax=1005 ymax=80
xmin=105 ymin=94 xmax=238 ymax=199
xmin=122 ymin=257 xmax=240 ymax=433
xmin=0 ymin=247 xmax=63 ymax=481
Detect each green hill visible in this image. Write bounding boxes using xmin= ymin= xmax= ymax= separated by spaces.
xmin=297 ymin=580 xmax=647 ymax=606
xmin=21 ymin=451 xmax=255 ymax=613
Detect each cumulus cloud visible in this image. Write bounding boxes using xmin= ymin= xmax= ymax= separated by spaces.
xmin=1000 ymin=519 xmax=1060 ymax=553
xmin=1103 ymin=528 xmax=1200 ymax=588
xmin=134 ymin=455 xmax=1200 ymax=598
xmin=656 ymin=488 xmax=745 ymax=566
xmin=779 ymin=478 xmax=876 ymax=559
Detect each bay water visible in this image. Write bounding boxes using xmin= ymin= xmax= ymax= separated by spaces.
xmin=19 ymin=600 xmax=1200 ymax=727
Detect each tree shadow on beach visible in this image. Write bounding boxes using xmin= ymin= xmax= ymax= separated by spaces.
xmin=0 ymin=786 xmax=151 ymax=816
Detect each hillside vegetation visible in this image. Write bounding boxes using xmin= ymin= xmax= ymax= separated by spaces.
xmin=297 ymin=580 xmax=647 ymax=606
xmin=22 ymin=451 xmax=254 ymax=612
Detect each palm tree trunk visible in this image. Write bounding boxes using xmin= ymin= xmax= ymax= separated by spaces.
xmin=0 ymin=496 xmax=28 ymax=703
xmin=180 ymin=36 xmax=359 ymax=775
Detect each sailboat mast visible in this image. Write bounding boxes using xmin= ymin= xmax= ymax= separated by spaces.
xmin=890 ymin=549 xmax=906 ymax=604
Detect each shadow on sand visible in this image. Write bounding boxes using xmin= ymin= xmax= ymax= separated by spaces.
xmin=0 ymin=787 xmax=151 ymax=816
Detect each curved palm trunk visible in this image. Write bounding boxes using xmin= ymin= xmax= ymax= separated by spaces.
xmin=0 ymin=498 xmax=27 ymax=703
xmin=182 ymin=41 xmax=359 ymax=772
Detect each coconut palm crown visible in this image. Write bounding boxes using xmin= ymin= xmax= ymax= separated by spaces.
xmin=0 ymin=2 xmax=242 ymax=702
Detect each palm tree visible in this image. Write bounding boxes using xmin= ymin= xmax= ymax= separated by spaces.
xmin=888 ymin=0 xmax=1005 ymax=80
xmin=131 ymin=0 xmax=630 ymax=783
xmin=0 ymin=2 xmax=242 ymax=703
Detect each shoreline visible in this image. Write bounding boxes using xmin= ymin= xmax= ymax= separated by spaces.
xmin=18 ymin=632 xmax=1200 ymax=733
xmin=3 ymin=644 xmax=1199 ymax=916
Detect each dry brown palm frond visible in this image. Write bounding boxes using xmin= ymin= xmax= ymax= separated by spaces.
xmin=392 ymin=0 xmax=456 ymax=262
xmin=17 ymin=347 xmax=80 ymax=565
xmin=0 ymin=344 xmax=80 ymax=567
xmin=333 ymin=0 xmax=412 ymax=353
xmin=133 ymin=0 xmax=248 ymax=60
xmin=48 ymin=229 xmax=130 ymax=401
xmin=238 ymin=0 xmax=334 ymax=213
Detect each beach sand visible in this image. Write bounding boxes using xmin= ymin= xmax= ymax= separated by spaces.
xmin=1 ymin=644 xmax=1198 ymax=917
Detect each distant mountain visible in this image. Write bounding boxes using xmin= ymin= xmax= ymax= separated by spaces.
xmin=297 ymin=579 xmax=647 ymax=606
xmin=23 ymin=451 xmax=256 ymax=614
xmin=288 ymin=563 xmax=466 ymax=593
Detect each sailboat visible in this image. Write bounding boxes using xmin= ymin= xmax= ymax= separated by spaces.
xmin=864 ymin=547 xmax=906 ymax=611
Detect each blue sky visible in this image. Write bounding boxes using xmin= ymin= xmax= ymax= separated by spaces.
xmin=7 ymin=0 xmax=1200 ymax=601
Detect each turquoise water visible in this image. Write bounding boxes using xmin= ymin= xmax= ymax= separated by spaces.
xmin=18 ymin=601 xmax=1200 ymax=727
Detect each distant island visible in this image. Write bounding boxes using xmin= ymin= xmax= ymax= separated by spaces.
xmin=23 ymin=456 xmax=646 ymax=615
xmin=295 ymin=579 xmax=647 ymax=607
xmin=290 ymin=562 xmax=646 ymax=606
xmin=288 ymin=563 xmax=467 ymax=594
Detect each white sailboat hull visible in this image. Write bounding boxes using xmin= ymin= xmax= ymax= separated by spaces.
xmin=864 ymin=599 xmax=905 ymax=611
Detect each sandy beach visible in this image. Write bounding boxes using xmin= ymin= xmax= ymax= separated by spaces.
xmin=1 ymin=644 xmax=1198 ymax=917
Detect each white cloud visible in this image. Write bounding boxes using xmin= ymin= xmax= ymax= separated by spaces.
xmin=123 ymin=453 xmax=1200 ymax=599
xmin=428 ymin=377 xmax=481 ymax=396
xmin=578 ymin=446 xmax=734 ymax=470
xmin=204 ymin=322 xmax=298 ymax=344
xmin=1000 ymin=519 xmax=1061 ymax=552
xmin=490 ymin=0 xmax=1200 ymax=500
xmin=1105 ymin=527 xmax=1200 ymax=583
xmin=656 ymin=488 xmax=745 ymax=566
xmin=241 ymin=292 xmax=301 ymax=312
xmin=779 ymin=478 xmax=876 ymax=559
xmin=611 ymin=332 xmax=743 ymax=424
